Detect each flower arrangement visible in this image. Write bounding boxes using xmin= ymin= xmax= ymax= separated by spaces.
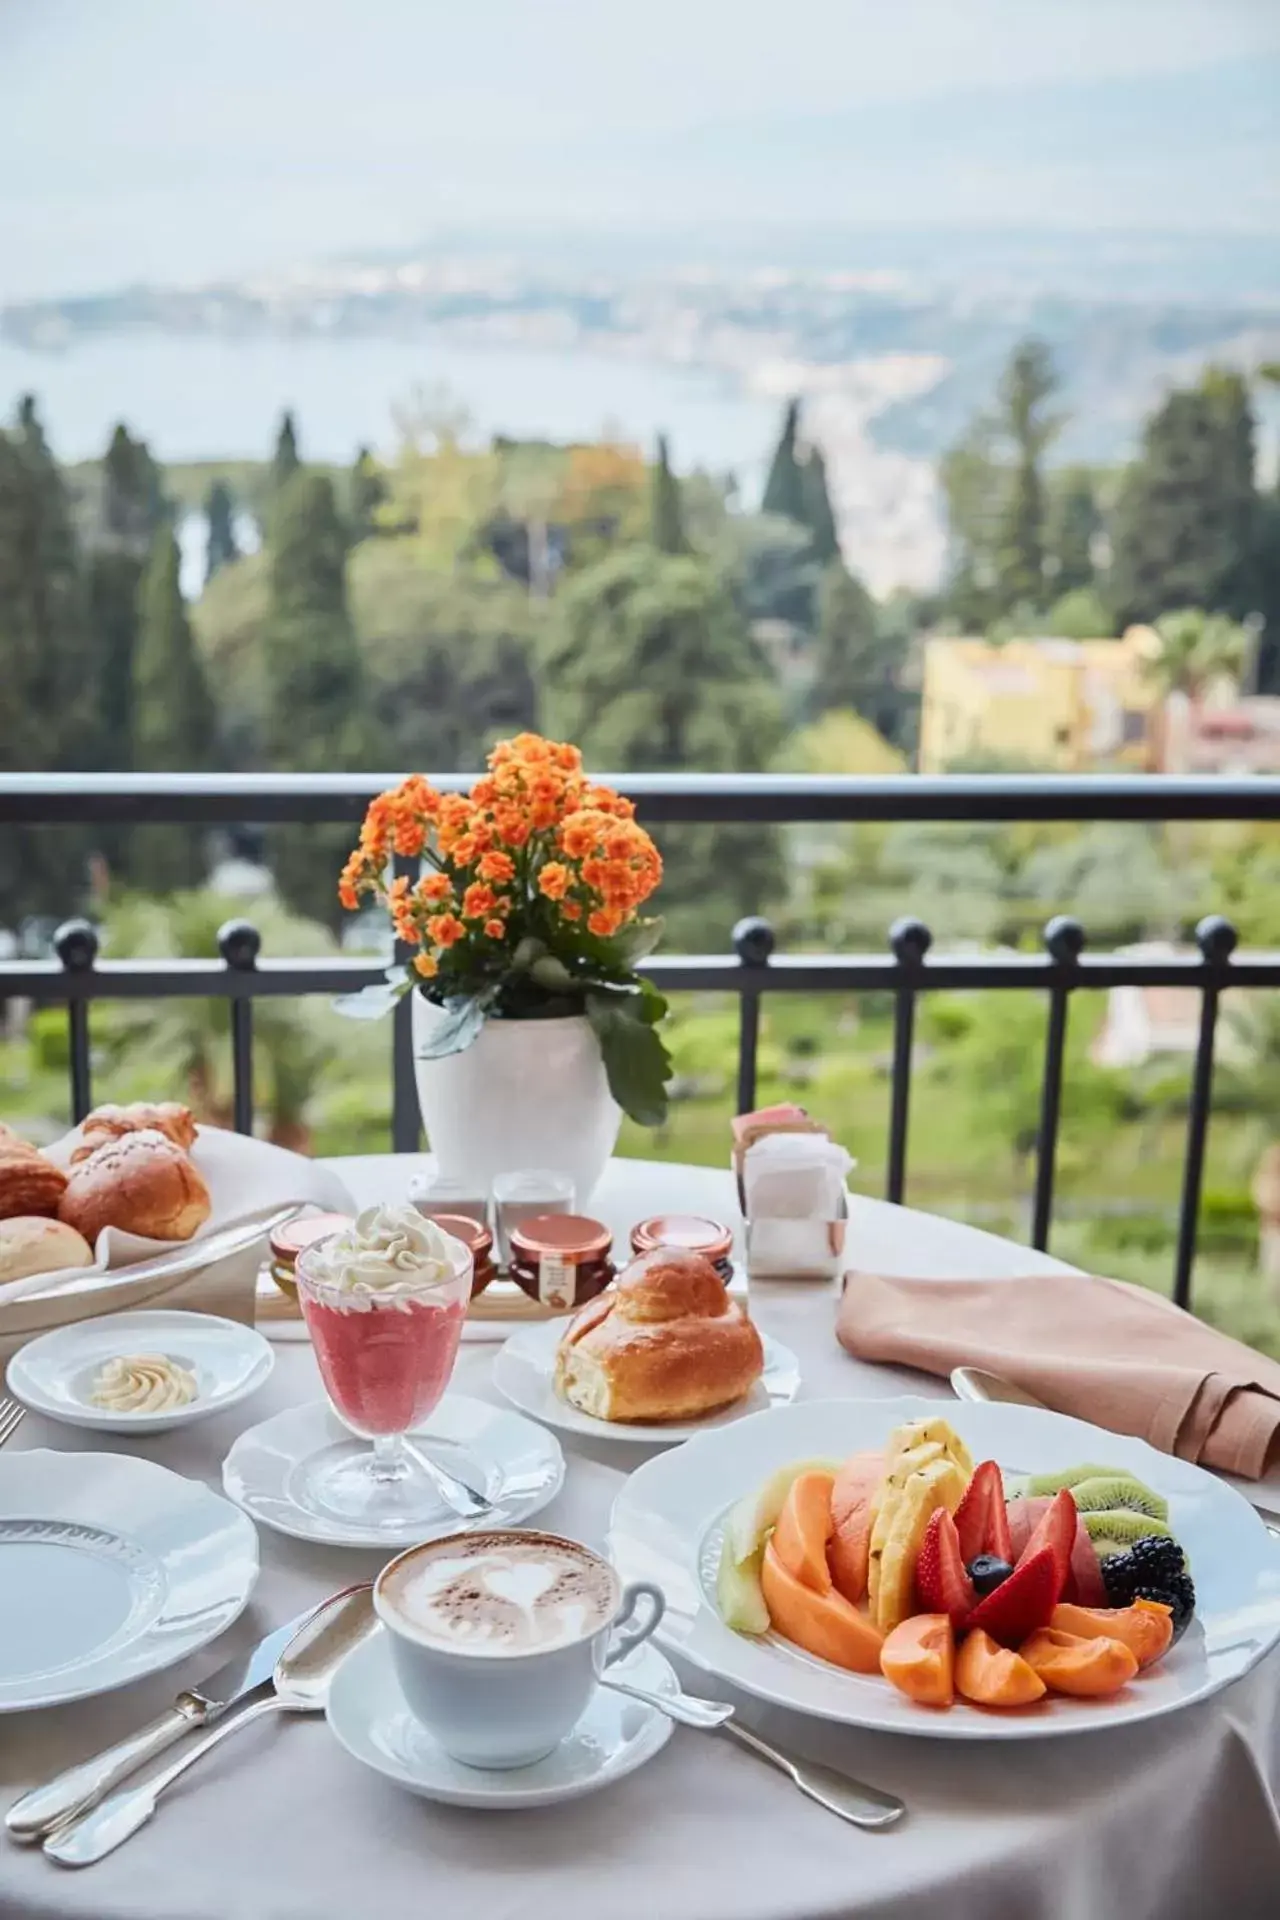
xmin=337 ymin=733 xmax=673 ymax=1125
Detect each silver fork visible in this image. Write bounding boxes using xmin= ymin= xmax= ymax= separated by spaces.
xmin=0 ymin=1397 xmax=25 ymax=1450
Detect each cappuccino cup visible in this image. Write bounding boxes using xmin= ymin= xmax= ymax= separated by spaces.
xmin=374 ymin=1528 xmax=665 ymax=1769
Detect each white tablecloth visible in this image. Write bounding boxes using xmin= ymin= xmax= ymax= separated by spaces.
xmin=3 ymin=1158 xmax=1279 ymax=1920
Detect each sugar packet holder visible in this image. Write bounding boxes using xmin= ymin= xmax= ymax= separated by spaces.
xmin=734 ymin=1131 xmax=854 ymax=1280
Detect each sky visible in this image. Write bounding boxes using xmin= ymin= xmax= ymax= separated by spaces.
xmin=2 ymin=0 xmax=1279 ymax=298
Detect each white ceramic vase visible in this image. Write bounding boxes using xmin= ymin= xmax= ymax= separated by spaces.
xmin=412 ymin=998 xmax=621 ymax=1203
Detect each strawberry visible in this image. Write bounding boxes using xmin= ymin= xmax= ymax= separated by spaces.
xmin=1020 ymin=1489 xmax=1077 ymax=1607
xmin=914 ymin=1509 xmax=975 ymax=1628
xmin=954 ymin=1461 xmax=1011 ymax=1564
xmin=964 ymin=1546 xmax=1058 ymax=1646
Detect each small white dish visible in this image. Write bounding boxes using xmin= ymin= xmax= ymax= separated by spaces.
xmin=327 ymin=1627 xmax=674 ymax=1808
xmin=493 ymin=1318 xmax=801 ymax=1445
xmin=0 ymin=1449 xmax=258 ymax=1713
xmin=221 ymin=1394 xmax=565 ymax=1548
xmin=7 ymin=1310 xmax=274 ymax=1434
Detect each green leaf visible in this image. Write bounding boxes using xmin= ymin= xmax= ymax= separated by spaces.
xmin=610 ymin=915 xmax=666 ymax=969
xmin=415 ymin=992 xmax=490 ymax=1060
xmin=332 ymin=965 xmax=410 ymax=1021
xmin=586 ymin=989 xmax=673 ymax=1128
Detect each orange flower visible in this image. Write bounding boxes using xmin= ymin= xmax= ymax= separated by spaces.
xmin=478 ymin=850 xmax=515 ymax=883
xmin=560 ymin=818 xmax=599 ymax=860
xmin=483 ymin=918 xmax=506 ymax=939
xmin=462 ymin=882 xmax=497 ymax=919
xmin=588 ymin=906 xmax=624 ymax=937
xmin=493 ymin=807 xmax=531 ymax=849
xmin=338 ymin=879 xmax=359 ymax=911
xmin=427 ymin=913 xmax=466 ymax=948
xmin=388 ymin=875 xmax=410 ymax=904
xmin=413 ymin=953 xmax=438 ymax=979
xmin=450 ymin=834 xmax=479 ymax=867
xmin=561 ymin=900 xmax=582 ymax=922
xmin=538 ymin=862 xmax=571 ymax=901
xmin=416 ymin=872 xmax=452 ymax=904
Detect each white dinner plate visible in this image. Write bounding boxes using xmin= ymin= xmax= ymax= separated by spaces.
xmin=492 ymin=1319 xmax=801 ymax=1446
xmin=608 ymin=1396 xmax=1280 ymax=1741
xmin=0 ymin=1449 xmax=259 ymax=1713
xmin=221 ymin=1395 xmax=565 ymax=1548
xmin=7 ymin=1310 xmax=274 ymax=1433
xmin=327 ymin=1628 xmax=674 ymax=1808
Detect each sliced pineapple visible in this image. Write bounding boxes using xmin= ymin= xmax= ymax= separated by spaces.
xmin=873 ymin=1456 xmax=969 ymax=1633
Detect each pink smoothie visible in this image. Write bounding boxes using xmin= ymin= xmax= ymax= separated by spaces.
xmin=302 ymin=1294 xmax=466 ymax=1435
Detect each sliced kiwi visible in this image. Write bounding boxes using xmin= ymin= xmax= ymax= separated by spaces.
xmin=1025 ymin=1463 xmax=1135 ymax=1497
xmin=1084 ymin=1509 xmax=1174 ymax=1556
xmin=1067 ymin=1474 xmax=1169 ymax=1521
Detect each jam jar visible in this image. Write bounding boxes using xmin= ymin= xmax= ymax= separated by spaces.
xmin=629 ymin=1212 xmax=735 ymax=1284
xmin=416 ymin=1210 xmax=496 ymax=1298
xmin=508 ymin=1214 xmax=615 ymax=1313
xmin=267 ymin=1211 xmax=354 ymax=1302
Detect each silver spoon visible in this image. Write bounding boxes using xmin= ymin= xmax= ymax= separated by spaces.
xmin=408 ymin=1441 xmax=494 ymax=1519
xmin=596 ymin=1672 xmax=735 ymax=1729
xmin=45 ymin=1586 xmax=377 ymax=1868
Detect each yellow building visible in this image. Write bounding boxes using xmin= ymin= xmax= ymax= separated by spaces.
xmin=918 ymin=627 xmax=1163 ymax=773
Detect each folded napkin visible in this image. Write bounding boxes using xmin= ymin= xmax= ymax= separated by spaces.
xmin=836 ymin=1267 xmax=1280 ymax=1480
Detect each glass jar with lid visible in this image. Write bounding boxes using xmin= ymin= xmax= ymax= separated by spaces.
xmin=508 ymin=1214 xmax=615 ymax=1313
xmin=629 ymin=1213 xmax=735 ymax=1284
xmin=267 ymin=1212 xmax=355 ymax=1301
xmin=415 ymin=1211 xmax=496 ymax=1298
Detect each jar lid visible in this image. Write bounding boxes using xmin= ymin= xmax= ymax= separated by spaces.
xmin=631 ymin=1213 xmax=734 ymax=1261
xmin=418 ymin=1211 xmax=494 ymax=1259
xmin=509 ymin=1213 xmax=613 ymax=1262
xmin=268 ymin=1211 xmax=354 ymax=1266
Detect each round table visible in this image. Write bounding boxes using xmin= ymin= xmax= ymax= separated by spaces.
xmin=4 ymin=1159 xmax=1278 ymax=1920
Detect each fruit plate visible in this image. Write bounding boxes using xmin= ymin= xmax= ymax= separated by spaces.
xmin=607 ymin=1395 xmax=1280 ymax=1740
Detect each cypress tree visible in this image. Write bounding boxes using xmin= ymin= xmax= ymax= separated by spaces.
xmin=810 ymin=562 xmax=884 ymax=720
xmin=271 ymin=411 xmax=301 ymax=496
xmin=348 ymin=446 xmax=386 ymax=541
xmin=993 ymin=339 xmax=1059 ymax=614
xmin=649 ymin=433 xmax=688 ymax=554
xmin=89 ymin=423 xmax=163 ymax=774
xmin=1046 ymin=468 xmax=1100 ymax=597
xmin=761 ymin=399 xmax=809 ymax=528
xmin=131 ymin=529 xmax=217 ymax=891
xmin=204 ymin=479 xmax=239 ymax=581
xmin=801 ymin=445 xmax=840 ymax=564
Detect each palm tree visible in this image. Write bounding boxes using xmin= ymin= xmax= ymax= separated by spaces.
xmin=1143 ymin=608 xmax=1249 ymax=702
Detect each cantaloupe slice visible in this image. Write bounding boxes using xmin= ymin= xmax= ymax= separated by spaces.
xmin=955 ymin=1630 xmax=1046 ymax=1708
xmin=760 ymin=1540 xmax=884 ymax=1673
xmin=770 ymin=1471 xmax=835 ymax=1595
xmin=880 ymin=1613 xmax=954 ymax=1708
xmin=1020 ymin=1628 xmax=1137 ymax=1697
xmin=1049 ymin=1600 xmax=1172 ymax=1669
xmin=827 ymin=1451 xmax=883 ymax=1605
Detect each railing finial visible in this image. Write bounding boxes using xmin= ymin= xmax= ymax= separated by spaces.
xmin=53 ymin=918 xmax=98 ymax=973
xmin=218 ymin=919 xmax=262 ymax=970
xmin=889 ymin=917 xmax=932 ymax=965
xmin=1195 ymin=915 xmax=1238 ymax=965
xmin=732 ymin=916 xmax=775 ymax=966
xmin=1044 ymin=915 xmax=1086 ymax=964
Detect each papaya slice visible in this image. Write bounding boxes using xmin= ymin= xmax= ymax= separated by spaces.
xmin=1021 ymin=1627 xmax=1138 ymax=1697
xmin=1050 ymin=1599 xmax=1173 ymax=1670
xmin=880 ymin=1613 xmax=954 ymax=1709
xmin=955 ymin=1629 xmax=1046 ymax=1708
xmin=770 ymin=1470 xmax=835 ymax=1595
xmin=828 ymin=1451 xmax=883 ymax=1604
xmin=760 ymin=1540 xmax=884 ymax=1673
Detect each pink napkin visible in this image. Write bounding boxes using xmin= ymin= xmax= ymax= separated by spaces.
xmin=836 ymin=1267 xmax=1280 ymax=1479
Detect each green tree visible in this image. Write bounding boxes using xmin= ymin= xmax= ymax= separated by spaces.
xmin=1144 ymin=607 xmax=1249 ymax=701
xmin=270 ymin=410 xmax=301 ymax=497
xmin=994 ymin=339 xmax=1060 ymax=614
xmin=348 ymin=446 xmax=386 ymax=541
xmin=204 ymin=479 xmax=239 ymax=581
xmin=1046 ymin=467 xmax=1100 ymax=596
xmin=809 ymin=562 xmax=884 ymax=720
xmin=649 ymin=434 xmax=688 ymax=554
xmin=1042 ymin=586 xmax=1114 ymax=640
xmin=131 ymin=529 xmax=217 ymax=891
xmin=546 ymin=546 xmax=785 ymax=940
xmin=939 ymin=421 xmax=1003 ymax=632
xmin=762 ymin=399 xmax=809 ymax=527
xmin=801 ymin=445 xmax=840 ymax=564
xmin=1110 ymin=370 xmax=1259 ymax=628
xmin=87 ymin=424 xmax=163 ymax=774
xmin=264 ymin=471 xmax=369 ymax=929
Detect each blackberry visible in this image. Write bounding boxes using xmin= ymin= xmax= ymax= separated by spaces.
xmin=1132 ymin=1577 xmax=1196 ymax=1646
xmin=1101 ymin=1534 xmax=1187 ymax=1606
xmin=967 ymin=1555 xmax=1014 ymax=1597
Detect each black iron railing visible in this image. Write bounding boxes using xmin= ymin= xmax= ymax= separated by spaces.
xmin=4 ymin=771 xmax=1280 ymax=1311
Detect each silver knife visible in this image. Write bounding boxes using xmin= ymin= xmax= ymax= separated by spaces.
xmin=5 ymin=1610 xmax=312 ymax=1843
xmin=949 ymin=1366 xmax=1280 ymax=1538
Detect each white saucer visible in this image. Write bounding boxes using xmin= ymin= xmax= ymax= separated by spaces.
xmin=221 ymin=1395 xmax=565 ymax=1548
xmin=7 ymin=1310 xmax=274 ymax=1434
xmin=493 ymin=1318 xmax=801 ymax=1445
xmin=327 ymin=1628 xmax=675 ymax=1808
xmin=0 ymin=1449 xmax=258 ymax=1713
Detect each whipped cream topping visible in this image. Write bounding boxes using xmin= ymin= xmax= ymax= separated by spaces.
xmin=301 ymin=1203 xmax=467 ymax=1309
xmin=91 ymin=1353 xmax=197 ymax=1414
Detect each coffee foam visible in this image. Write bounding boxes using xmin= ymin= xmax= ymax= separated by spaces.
xmin=380 ymin=1532 xmax=616 ymax=1656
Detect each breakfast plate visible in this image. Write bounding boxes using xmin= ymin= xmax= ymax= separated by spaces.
xmin=608 ymin=1396 xmax=1280 ymax=1740
xmin=493 ymin=1319 xmax=801 ymax=1445
xmin=7 ymin=1309 xmax=274 ymax=1433
xmin=222 ymin=1394 xmax=565 ymax=1548
xmin=0 ymin=1449 xmax=259 ymax=1712
xmin=327 ymin=1630 xmax=675 ymax=1808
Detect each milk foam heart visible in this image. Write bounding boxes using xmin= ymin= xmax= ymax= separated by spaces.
xmin=380 ymin=1532 xmax=617 ymax=1655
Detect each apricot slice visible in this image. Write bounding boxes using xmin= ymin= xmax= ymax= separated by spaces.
xmin=1020 ymin=1628 xmax=1138 ymax=1697
xmin=955 ymin=1629 xmax=1047 ymax=1708
xmin=880 ymin=1612 xmax=954 ymax=1709
xmin=760 ymin=1540 xmax=884 ymax=1673
xmin=828 ymin=1451 xmax=883 ymax=1604
xmin=1050 ymin=1599 xmax=1173 ymax=1670
xmin=770 ymin=1470 xmax=835 ymax=1594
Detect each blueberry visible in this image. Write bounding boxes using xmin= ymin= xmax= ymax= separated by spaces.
xmin=967 ymin=1554 xmax=1014 ymax=1596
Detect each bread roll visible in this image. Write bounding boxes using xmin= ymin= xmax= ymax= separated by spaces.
xmin=0 ymin=1216 xmax=94 ymax=1287
xmin=555 ymin=1247 xmax=764 ymax=1423
xmin=58 ymin=1130 xmax=211 ymax=1244
xmin=0 ymin=1143 xmax=68 ymax=1221
xmin=72 ymin=1101 xmax=197 ymax=1162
